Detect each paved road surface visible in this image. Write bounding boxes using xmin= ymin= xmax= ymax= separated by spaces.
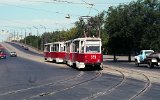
xmin=0 ymin=42 xmax=160 ymax=100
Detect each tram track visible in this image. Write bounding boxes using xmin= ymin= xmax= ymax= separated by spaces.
xmin=81 ymin=67 xmax=126 ymax=100
xmin=82 ymin=66 xmax=151 ymax=100
xmin=23 ymin=71 xmax=102 ymax=100
xmin=0 ymin=71 xmax=84 ymax=96
xmin=108 ymin=66 xmax=151 ymax=100
xmin=128 ymin=71 xmax=151 ymax=100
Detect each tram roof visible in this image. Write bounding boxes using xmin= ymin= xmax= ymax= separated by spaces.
xmin=44 ymin=43 xmax=53 ymax=45
xmin=73 ymin=37 xmax=101 ymax=41
xmin=65 ymin=40 xmax=73 ymax=43
xmin=53 ymin=41 xmax=65 ymax=44
xmin=44 ymin=41 xmax=65 ymax=45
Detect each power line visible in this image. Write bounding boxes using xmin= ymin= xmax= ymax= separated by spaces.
xmin=81 ymin=0 xmax=94 ymax=6
xmin=21 ymin=0 xmax=107 ymax=5
xmin=19 ymin=0 xmax=109 ymax=17
xmin=0 ymin=2 xmax=81 ymax=17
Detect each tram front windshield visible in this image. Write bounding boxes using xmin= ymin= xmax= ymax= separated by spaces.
xmin=85 ymin=40 xmax=100 ymax=53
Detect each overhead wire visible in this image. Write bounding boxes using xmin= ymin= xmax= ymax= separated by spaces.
xmin=19 ymin=0 xmax=112 ymax=17
xmin=0 ymin=2 xmax=80 ymax=17
xmin=81 ymin=0 xmax=94 ymax=6
xmin=21 ymin=0 xmax=107 ymax=5
xmin=0 ymin=0 xmax=109 ymax=31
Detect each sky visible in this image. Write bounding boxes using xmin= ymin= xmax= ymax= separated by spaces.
xmin=0 ymin=0 xmax=136 ymax=42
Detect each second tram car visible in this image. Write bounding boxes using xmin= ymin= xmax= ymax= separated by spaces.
xmin=44 ymin=42 xmax=66 ymax=63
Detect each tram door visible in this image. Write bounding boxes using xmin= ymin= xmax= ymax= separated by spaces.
xmin=72 ymin=40 xmax=80 ymax=63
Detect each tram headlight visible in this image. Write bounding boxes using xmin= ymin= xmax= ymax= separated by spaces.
xmin=97 ymin=59 xmax=100 ymax=63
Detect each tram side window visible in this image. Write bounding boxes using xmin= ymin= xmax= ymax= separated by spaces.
xmin=81 ymin=46 xmax=84 ymax=53
xmin=60 ymin=44 xmax=64 ymax=52
xmin=55 ymin=44 xmax=59 ymax=52
xmin=53 ymin=44 xmax=55 ymax=52
xmin=66 ymin=43 xmax=70 ymax=52
xmin=81 ymin=41 xmax=84 ymax=53
xmin=64 ymin=46 xmax=66 ymax=52
xmin=44 ymin=45 xmax=50 ymax=52
xmin=51 ymin=46 xmax=53 ymax=52
xmin=74 ymin=41 xmax=79 ymax=53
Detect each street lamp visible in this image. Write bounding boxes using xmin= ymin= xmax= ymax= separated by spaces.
xmin=65 ymin=14 xmax=70 ymax=19
xmin=26 ymin=27 xmax=32 ymax=46
xmin=40 ymin=25 xmax=46 ymax=33
xmin=24 ymin=29 xmax=27 ymax=45
xmin=33 ymin=26 xmax=39 ymax=50
xmin=39 ymin=25 xmax=47 ymax=50
xmin=27 ymin=27 xmax=32 ymax=36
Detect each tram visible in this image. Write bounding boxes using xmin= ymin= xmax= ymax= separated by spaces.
xmin=44 ymin=42 xmax=66 ymax=63
xmin=70 ymin=37 xmax=103 ymax=69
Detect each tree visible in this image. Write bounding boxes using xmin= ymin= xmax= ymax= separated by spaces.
xmin=104 ymin=0 xmax=160 ymax=61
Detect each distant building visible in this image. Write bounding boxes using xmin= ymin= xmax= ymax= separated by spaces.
xmin=7 ymin=35 xmax=22 ymax=42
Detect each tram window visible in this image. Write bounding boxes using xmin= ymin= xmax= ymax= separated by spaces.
xmin=76 ymin=48 xmax=79 ymax=52
xmin=60 ymin=45 xmax=64 ymax=52
xmin=64 ymin=46 xmax=65 ymax=51
xmin=53 ymin=44 xmax=55 ymax=51
xmin=44 ymin=45 xmax=49 ymax=52
xmin=66 ymin=46 xmax=69 ymax=52
xmin=86 ymin=46 xmax=100 ymax=53
xmin=81 ymin=41 xmax=84 ymax=53
xmin=65 ymin=43 xmax=69 ymax=52
xmin=81 ymin=46 xmax=84 ymax=53
xmin=55 ymin=44 xmax=59 ymax=52
xmin=51 ymin=46 xmax=53 ymax=52
xmin=74 ymin=41 xmax=79 ymax=52
xmin=72 ymin=43 xmax=75 ymax=52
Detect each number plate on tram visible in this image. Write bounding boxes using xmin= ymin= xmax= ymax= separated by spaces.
xmin=91 ymin=55 xmax=96 ymax=59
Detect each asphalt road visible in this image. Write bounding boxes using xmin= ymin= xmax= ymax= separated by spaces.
xmin=0 ymin=42 xmax=160 ymax=100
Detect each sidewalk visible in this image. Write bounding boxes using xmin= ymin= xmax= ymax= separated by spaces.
xmin=103 ymin=55 xmax=135 ymax=62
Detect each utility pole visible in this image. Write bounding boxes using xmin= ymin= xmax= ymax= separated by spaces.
xmin=27 ymin=27 xmax=32 ymax=46
xmin=14 ymin=30 xmax=16 ymax=41
xmin=33 ymin=26 xmax=39 ymax=50
xmin=40 ymin=25 xmax=46 ymax=33
xmin=40 ymin=25 xmax=46 ymax=50
xmin=25 ymin=29 xmax=27 ymax=45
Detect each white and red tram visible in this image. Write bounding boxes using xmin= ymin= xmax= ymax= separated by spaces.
xmin=44 ymin=42 xmax=66 ymax=63
xmin=44 ymin=37 xmax=103 ymax=70
xmin=70 ymin=37 xmax=103 ymax=69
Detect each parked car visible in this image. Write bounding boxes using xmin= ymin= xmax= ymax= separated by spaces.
xmin=147 ymin=52 xmax=160 ymax=68
xmin=135 ymin=50 xmax=160 ymax=68
xmin=135 ymin=50 xmax=154 ymax=68
xmin=10 ymin=52 xmax=17 ymax=57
